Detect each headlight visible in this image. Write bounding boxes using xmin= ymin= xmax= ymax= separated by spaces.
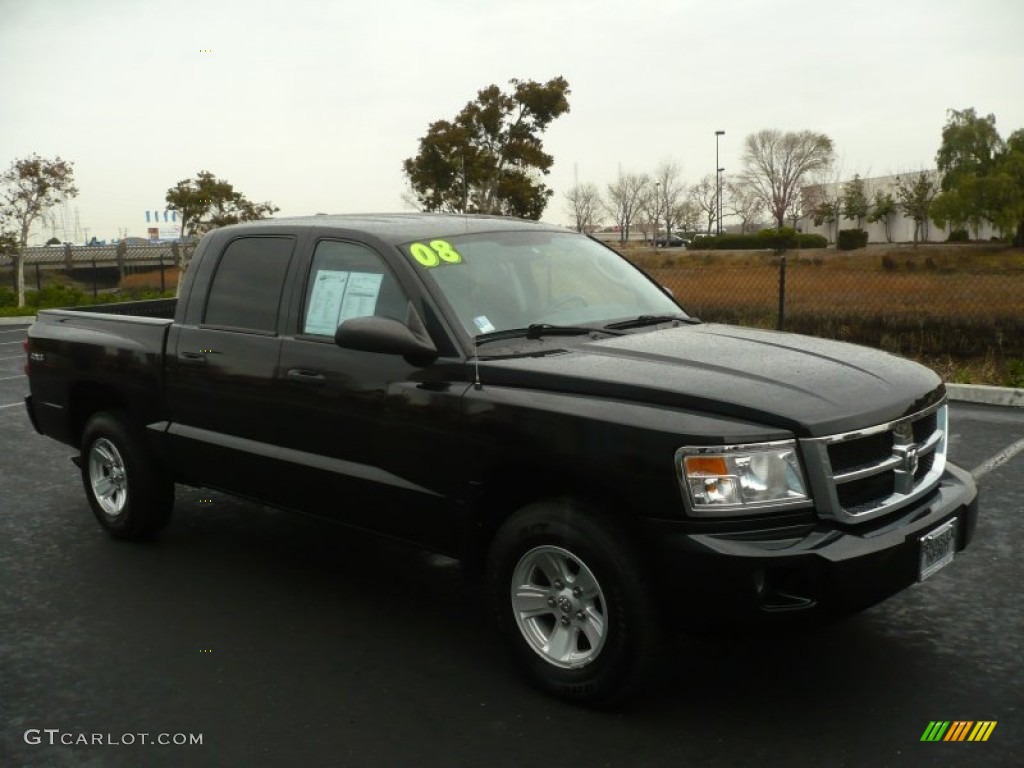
xmin=676 ymin=441 xmax=812 ymax=517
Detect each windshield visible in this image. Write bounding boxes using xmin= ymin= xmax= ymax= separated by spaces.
xmin=400 ymin=230 xmax=685 ymax=338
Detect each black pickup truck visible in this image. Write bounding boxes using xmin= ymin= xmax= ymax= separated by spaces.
xmin=25 ymin=213 xmax=978 ymax=705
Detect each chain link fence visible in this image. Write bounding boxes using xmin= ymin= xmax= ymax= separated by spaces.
xmin=4 ymin=241 xmax=1022 ymax=376
xmin=630 ymin=244 xmax=1024 ymax=370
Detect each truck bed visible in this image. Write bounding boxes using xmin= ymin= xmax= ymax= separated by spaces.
xmin=27 ymin=300 xmax=177 ymax=447
xmin=57 ymin=298 xmax=178 ymax=319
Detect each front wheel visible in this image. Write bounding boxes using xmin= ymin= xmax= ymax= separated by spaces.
xmin=80 ymin=411 xmax=174 ymax=540
xmin=487 ymin=500 xmax=661 ymax=706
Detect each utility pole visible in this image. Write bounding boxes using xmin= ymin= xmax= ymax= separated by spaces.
xmin=714 ymin=130 xmax=725 ymax=234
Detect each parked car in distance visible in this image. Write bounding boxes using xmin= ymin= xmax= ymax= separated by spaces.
xmin=655 ymin=234 xmax=689 ymax=248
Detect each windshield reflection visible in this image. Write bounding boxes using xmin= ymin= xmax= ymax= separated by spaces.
xmin=403 ymin=231 xmax=685 ymax=339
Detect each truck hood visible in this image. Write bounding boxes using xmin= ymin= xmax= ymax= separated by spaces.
xmin=477 ymin=324 xmax=944 ymax=437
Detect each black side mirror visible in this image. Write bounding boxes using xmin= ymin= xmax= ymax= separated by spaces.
xmin=334 ymin=316 xmax=438 ymax=366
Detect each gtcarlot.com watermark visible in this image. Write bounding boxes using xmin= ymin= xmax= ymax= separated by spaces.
xmin=24 ymin=728 xmax=203 ymax=747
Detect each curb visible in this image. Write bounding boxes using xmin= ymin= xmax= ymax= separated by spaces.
xmin=0 ymin=316 xmax=36 ymax=326
xmin=946 ymin=383 xmax=1024 ymax=408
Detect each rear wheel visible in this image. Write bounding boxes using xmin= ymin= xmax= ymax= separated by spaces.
xmin=80 ymin=411 xmax=173 ymax=540
xmin=487 ymin=500 xmax=661 ymax=706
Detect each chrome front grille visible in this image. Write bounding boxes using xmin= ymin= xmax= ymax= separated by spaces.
xmin=801 ymin=401 xmax=948 ymax=523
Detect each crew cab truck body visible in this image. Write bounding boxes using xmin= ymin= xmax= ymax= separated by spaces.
xmin=25 ymin=214 xmax=978 ymax=705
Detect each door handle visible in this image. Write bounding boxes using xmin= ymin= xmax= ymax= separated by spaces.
xmin=179 ymin=351 xmax=207 ymax=366
xmin=287 ymin=368 xmax=326 ymax=384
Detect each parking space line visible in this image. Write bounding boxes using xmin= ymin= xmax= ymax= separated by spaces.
xmin=971 ymin=438 xmax=1024 ymax=480
xmin=0 ymin=374 xmax=26 ymax=381
xmin=0 ymin=329 xmax=28 ymax=335
xmin=0 ymin=402 xmax=25 ymax=410
xmin=0 ymin=340 xmax=24 ymax=346
xmin=0 ymin=355 xmax=24 ymax=361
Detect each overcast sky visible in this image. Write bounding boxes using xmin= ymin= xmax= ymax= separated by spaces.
xmin=2 ymin=0 xmax=1022 ymax=243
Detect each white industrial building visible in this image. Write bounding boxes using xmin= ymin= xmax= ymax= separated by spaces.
xmin=798 ymin=171 xmax=999 ymax=244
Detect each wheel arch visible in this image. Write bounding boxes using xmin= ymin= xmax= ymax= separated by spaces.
xmin=68 ymin=382 xmax=129 ymax=447
xmin=461 ymin=462 xmax=646 ymax=579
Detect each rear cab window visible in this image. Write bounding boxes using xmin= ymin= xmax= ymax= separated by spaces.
xmin=204 ymin=237 xmax=295 ymax=333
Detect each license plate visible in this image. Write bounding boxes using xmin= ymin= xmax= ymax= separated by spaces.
xmin=919 ymin=518 xmax=958 ymax=581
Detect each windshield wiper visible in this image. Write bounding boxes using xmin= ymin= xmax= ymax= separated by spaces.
xmin=475 ymin=324 xmax=625 ymax=346
xmin=603 ymin=314 xmax=700 ymax=330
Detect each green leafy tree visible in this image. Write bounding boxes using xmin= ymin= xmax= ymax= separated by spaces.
xmin=805 ymin=175 xmax=843 ymax=243
xmin=932 ymin=108 xmax=1024 ymax=244
xmin=991 ymin=130 xmax=1024 ymax=244
xmin=931 ymin=109 xmax=1004 ymax=239
xmin=811 ymin=198 xmax=841 ymax=243
xmin=403 ymin=77 xmax=571 ymax=219
xmin=165 ymin=170 xmax=278 ymax=242
xmin=0 ymin=154 xmax=78 ymax=307
xmin=936 ymin=108 xmax=1002 ymax=188
xmin=165 ymin=171 xmax=278 ymax=293
xmin=894 ymin=171 xmax=939 ymax=244
xmin=842 ymin=174 xmax=869 ymax=228
xmin=0 ymin=229 xmax=19 ymax=258
xmin=867 ymin=190 xmax=897 ymax=243
xmin=739 ymin=129 xmax=835 ymax=229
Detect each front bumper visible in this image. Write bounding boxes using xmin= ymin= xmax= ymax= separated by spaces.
xmin=642 ymin=462 xmax=978 ymax=626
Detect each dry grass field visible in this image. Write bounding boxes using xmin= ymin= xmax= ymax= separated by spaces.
xmin=624 ymin=243 xmax=1024 ymax=386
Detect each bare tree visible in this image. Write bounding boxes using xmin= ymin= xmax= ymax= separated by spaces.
xmin=689 ymin=175 xmax=718 ymax=234
xmin=605 ymin=172 xmax=649 ymax=243
xmin=638 ymin=183 xmax=661 ymax=245
xmin=652 ymin=161 xmax=688 ymax=241
xmin=672 ymin=198 xmax=702 ymax=235
xmin=564 ymin=182 xmax=603 ymax=233
xmin=740 ymin=129 xmax=835 ymax=229
xmin=0 ymin=154 xmax=78 ymax=307
xmin=724 ymin=181 xmax=765 ymax=233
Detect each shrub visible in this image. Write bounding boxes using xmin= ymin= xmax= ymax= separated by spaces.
xmin=1006 ymin=359 xmax=1024 ymax=388
xmin=837 ymin=228 xmax=869 ymax=251
xmin=691 ymin=230 xmax=826 ymax=250
xmin=947 ymin=229 xmax=969 ymax=243
xmin=25 ymin=284 xmax=87 ymax=309
xmin=0 ymin=287 xmax=16 ymax=308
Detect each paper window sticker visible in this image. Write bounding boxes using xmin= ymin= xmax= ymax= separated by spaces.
xmin=338 ymin=272 xmax=384 ymax=323
xmin=473 ymin=315 xmax=496 ymax=333
xmin=305 ymin=270 xmax=351 ymax=335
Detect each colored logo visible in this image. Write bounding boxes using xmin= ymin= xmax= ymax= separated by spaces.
xmin=921 ymin=721 xmax=997 ymax=742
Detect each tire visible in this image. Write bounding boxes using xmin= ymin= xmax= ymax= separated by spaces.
xmin=80 ymin=410 xmax=174 ymax=540
xmin=486 ymin=499 xmax=661 ymax=707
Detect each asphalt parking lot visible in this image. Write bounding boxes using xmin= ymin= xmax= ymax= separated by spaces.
xmin=1 ymin=321 xmax=1021 ymax=768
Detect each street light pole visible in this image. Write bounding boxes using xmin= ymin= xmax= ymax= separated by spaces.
xmin=654 ymin=181 xmax=661 ymax=246
xmin=714 ymin=130 xmax=725 ymax=235
xmin=717 ymin=167 xmax=724 ymax=236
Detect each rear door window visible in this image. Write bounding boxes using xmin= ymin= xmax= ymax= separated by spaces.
xmin=204 ymin=237 xmax=295 ymax=333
